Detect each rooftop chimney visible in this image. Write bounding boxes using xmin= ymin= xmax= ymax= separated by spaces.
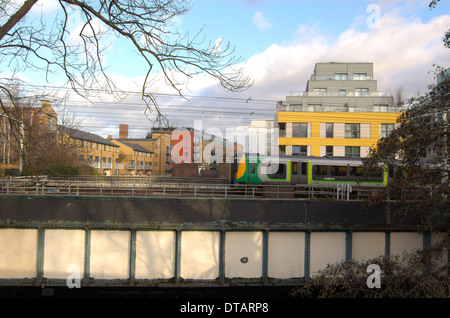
xmin=119 ymin=124 xmax=128 ymax=139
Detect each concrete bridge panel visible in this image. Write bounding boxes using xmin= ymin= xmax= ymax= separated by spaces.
xmin=225 ymin=231 xmax=263 ymax=278
xmin=352 ymin=232 xmax=385 ymax=262
xmin=180 ymin=231 xmax=220 ymax=280
xmin=43 ymin=229 xmax=85 ymax=279
xmin=0 ymin=229 xmax=37 ymax=279
xmin=310 ymin=232 xmax=346 ymax=276
xmin=90 ymin=230 xmax=130 ymax=280
xmin=135 ymin=230 xmax=175 ymax=279
xmin=268 ymin=232 xmax=305 ymax=278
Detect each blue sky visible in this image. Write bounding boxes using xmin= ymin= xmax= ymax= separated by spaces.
xmin=11 ymin=0 xmax=450 ymax=137
xmin=104 ymin=0 xmax=450 ymax=92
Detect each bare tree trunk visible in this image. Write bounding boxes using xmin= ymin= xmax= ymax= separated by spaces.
xmin=0 ymin=0 xmax=38 ymax=41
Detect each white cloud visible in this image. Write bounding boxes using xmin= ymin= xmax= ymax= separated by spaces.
xmin=241 ymin=11 xmax=450 ymax=100
xmin=73 ymin=8 xmax=450 ymax=136
xmin=253 ymin=11 xmax=272 ymax=31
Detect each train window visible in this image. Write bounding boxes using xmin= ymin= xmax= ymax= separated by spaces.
xmin=330 ymin=166 xmax=347 ymax=176
xmin=314 ymin=165 xmax=328 ymax=176
xmin=292 ymin=162 xmax=298 ymax=174
xmin=350 ymin=167 xmax=364 ymax=177
xmin=371 ymin=168 xmax=383 ymax=178
xmin=268 ymin=163 xmax=286 ymax=179
xmin=250 ymin=163 xmax=256 ymax=174
xmin=301 ymin=162 xmax=307 ymax=175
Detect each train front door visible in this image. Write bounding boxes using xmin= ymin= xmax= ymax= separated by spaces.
xmin=292 ymin=161 xmax=308 ymax=184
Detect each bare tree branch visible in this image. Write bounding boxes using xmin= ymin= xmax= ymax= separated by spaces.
xmin=0 ymin=0 xmax=252 ymax=126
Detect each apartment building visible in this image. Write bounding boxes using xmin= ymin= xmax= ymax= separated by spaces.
xmin=110 ymin=139 xmax=154 ymax=175
xmin=277 ymin=62 xmax=402 ymax=158
xmin=112 ymin=125 xmax=172 ymax=175
xmin=1 ymin=100 xmax=57 ymax=173
xmin=149 ymin=127 xmax=173 ymax=175
xmin=60 ymin=127 xmax=120 ymax=175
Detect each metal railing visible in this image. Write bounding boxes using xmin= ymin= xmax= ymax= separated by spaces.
xmin=0 ymin=176 xmax=386 ymax=200
xmin=287 ymin=91 xmax=391 ymax=97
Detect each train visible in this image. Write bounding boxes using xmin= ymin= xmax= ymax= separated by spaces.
xmin=234 ymin=154 xmax=387 ymax=187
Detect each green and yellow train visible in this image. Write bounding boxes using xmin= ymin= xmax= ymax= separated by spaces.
xmin=235 ymin=154 xmax=387 ymax=187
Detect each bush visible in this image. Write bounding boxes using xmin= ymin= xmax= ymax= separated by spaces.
xmin=292 ymin=238 xmax=449 ymax=298
xmin=45 ymin=164 xmax=79 ymax=176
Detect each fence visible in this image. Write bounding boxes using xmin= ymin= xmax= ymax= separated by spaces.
xmin=0 ymin=176 xmax=385 ymax=200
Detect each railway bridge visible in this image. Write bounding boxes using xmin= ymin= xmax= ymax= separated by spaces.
xmin=0 ymin=177 xmax=447 ymax=297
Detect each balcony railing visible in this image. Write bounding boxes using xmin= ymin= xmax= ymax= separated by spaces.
xmin=310 ymin=75 xmax=374 ymax=81
xmin=102 ymin=163 xmax=112 ymax=170
xmin=89 ymin=162 xmax=100 ymax=169
xmin=277 ymin=104 xmax=402 ymax=113
xmin=288 ymin=91 xmax=391 ymax=97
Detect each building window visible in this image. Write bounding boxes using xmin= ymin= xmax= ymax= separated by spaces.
xmin=279 ymin=123 xmax=286 ymax=137
xmin=345 ymin=123 xmax=360 ymax=138
xmin=326 ymin=146 xmax=333 ymax=157
xmin=355 ymin=88 xmax=369 ymax=96
xmin=314 ymin=88 xmax=327 ymax=96
xmin=345 ymin=146 xmax=360 ymax=157
xmin=380 ymin=124 xmax=395 ymax=138
xmin=292 ymin=145 xmax=308 ymax=156
xmin=339 ymin=89 xmax=346 ymax=96
xmin=326 ymin=123 xmax=333 ymax=138
xmin=335 ymin=73 xmax=348 ymax=80
xmin=292 ymin=123 xmax=308 ymax=138
xmin=353 ymin=73 xmax=367 ymax=80
xmin=374 ymin=105 xmax=389 ymax=112
xmin=279 ymin=145 xmax=286 ymax=155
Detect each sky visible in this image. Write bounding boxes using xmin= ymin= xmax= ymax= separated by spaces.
xmin=9 ymin=0 xmax=450 ymax=138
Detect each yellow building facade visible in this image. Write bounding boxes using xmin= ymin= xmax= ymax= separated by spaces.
xmin=278 ymin=111 xmax=401 ymax=157
xmin=110 ymin=139 xmax=155 ymax=176
xmin=277 ymin=62 xmax=402 ymax=158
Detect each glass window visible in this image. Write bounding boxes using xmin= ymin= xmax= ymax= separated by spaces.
xmin=314 ymin=165 xmax=328 ymax=176
xmin=292 ymin=123 xmax=308 ymax=138
xmin=301 ymin=162 xmax=307 ymax=175
xmin=279 ymin=123 xmax=286 ymax=137
xmin=292 ymin=145 xmax=300 ymax=155
xmin=313 ymin=88 xmax=327 ymax=96
xmin=331 ymin=166 xmax=347 ymax=176
xmin=350 ymin=166 xmax=364 ymax=177
xmin=345 ymin=123 xmax=360 ymax=138
xmin=326 ymin=123 xmax=333 ymax=138
xmin=339 ymin=89 xmax=346 ymax=96
xmin=380 ymin=124 xmax=395 ymax=138
xmin=353 ymin=73 xmax=367 ymax=80
xmin=299 ymin=145 xmax=308 ymax=156
xmin=355 ymin=88 xmax=369 ymax=96
xmin=335 ymin=73 xmax=348 ymax=80
xmin=345 ymin=146 xmax=360 ymax=158
xmin=292 ymin=162 xmax=298 ymax=174
xmin=326 ymin=146 xmax=333 ymax=157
